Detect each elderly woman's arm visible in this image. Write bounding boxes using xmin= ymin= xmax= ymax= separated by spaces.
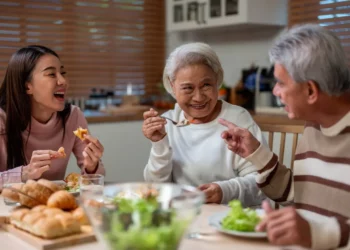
xmin=214 ymin=168 xmax=265 ymax=206
xmin=215 ymin=122 xmax=267 ymax=206
xmin=144 ymin=135 xmax=173 ymax=182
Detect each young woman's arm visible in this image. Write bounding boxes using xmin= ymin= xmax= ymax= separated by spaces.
xmin=72 ymin=108 xmax=105 ymax=175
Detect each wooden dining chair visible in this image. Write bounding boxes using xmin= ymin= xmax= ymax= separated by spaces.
xmin=258 ymin=123 xmax=304 ymax=209
xmin=258 ymin=123 xmax=304 ymax=171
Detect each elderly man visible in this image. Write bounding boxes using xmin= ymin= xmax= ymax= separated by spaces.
xmin=219 ymin=24 xmax=350 ymax=249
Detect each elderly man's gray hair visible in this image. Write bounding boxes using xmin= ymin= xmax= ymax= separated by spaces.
xmin=163 ymin=42 xmax=224 ymax=97
xmin=269 ymin=24 xmax=350 ymax=96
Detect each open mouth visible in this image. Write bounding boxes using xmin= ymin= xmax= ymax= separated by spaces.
xmin=190 ymin=103 xmax=207 ymax=110
xmin=54 ymin=91 xmax=65 ymax=101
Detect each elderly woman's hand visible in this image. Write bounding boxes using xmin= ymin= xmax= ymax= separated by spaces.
xmin=219 ymin=118 xmax=261 ymax=158
xmin=198 ymin=183 xmax=223 ymax=204
xmin=142 ymin=108 xmax=167 ymax=142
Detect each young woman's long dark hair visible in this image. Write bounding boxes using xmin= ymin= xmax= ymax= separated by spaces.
xmin=0 ymin=45 xmax=71 ymax=170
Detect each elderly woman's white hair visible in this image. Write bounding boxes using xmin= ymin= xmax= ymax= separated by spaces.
xmin=163 ymin=42 xmax=224 ymax=97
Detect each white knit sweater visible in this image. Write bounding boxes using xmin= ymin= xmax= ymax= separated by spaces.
xmin=144 ymin=100 xmax=266 ymax=206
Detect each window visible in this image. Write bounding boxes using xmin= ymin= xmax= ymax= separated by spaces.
xmin=0 ymin=0 xmax=165 ymax=98
xmin=289 ymin=0 xmax=350 ymax=63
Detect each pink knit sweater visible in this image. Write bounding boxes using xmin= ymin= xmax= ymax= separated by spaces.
xmin=0 ymin=105 xmax=105 ymax=183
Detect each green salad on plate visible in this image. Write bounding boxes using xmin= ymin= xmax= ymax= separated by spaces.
xmin=221 ymin=200 xmax=261 ymax=232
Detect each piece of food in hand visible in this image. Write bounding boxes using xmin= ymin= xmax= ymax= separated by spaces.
xmin=73 ymin=127 xmax=88 ymax=140
xmin=177 ymin=119 xmax=192 ymax=127
xmin=57 ymin=147 xmax=66 ymax=158
xmin=221 ymin=200 xmax=261 ymax=232
xmin=47 ymin=190 xmax=78 ymax=210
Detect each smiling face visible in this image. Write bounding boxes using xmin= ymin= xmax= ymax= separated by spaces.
xmin=273 ymin=63 xmax=310 ymax=119
xmin=26 ymin=54 xmax=68 ymax=114
xmin=171 ymin=64 xmax=220 ymax=123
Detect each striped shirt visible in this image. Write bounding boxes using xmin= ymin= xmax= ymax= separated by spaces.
xmin=247 ymin=111 xmax=350 ymax=250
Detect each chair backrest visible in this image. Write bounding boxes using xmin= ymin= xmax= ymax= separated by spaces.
xmin=258 ymin=124 xmax=304 ymax=171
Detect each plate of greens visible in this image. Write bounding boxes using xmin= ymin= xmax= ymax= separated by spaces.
xmin=208 ymin=200 xmax=267 ymax=238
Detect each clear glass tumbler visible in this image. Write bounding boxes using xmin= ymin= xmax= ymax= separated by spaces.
xmin=79 ymin=174 xmax=104 ymax=202
xmin=1 ymin=172 xmax=22 ymax=206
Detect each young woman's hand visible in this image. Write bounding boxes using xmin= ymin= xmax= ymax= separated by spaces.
xmin=82 ymin=134 xmax=104 ymax=173
xmin=142 ymin=108 xmax=167 ymax=142
xmin=22 ymin=150 xmax=57 ymax=181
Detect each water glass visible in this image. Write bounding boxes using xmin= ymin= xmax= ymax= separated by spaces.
xmin=1 ymin=172 xmax=22 ymax=206
xmin=79 ymin=174 xmax=104 ymax=202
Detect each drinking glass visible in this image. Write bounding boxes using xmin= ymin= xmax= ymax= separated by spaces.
xmin=1 ymin=172 xmax=22 ymax=206
xmin=79 ymin=174 xmax=104 ymax=202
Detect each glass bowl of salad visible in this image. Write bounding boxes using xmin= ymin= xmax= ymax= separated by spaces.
xmin=82 ymin=182 xmax=205 ymax=250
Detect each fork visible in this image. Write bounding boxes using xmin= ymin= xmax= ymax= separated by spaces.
xmin=160 ymin=116 xmax=190 ymax=127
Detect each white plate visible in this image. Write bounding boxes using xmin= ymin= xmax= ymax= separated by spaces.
xmin=52 ymin=180 xmax=80 ymax=197
xmin=208 ymin=209 xmax=267 ymax=238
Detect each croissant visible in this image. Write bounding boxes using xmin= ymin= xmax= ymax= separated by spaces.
xmin=10 ymin=206 xmax=81 ymax=239
xmin=47 ymin=190 xmax=78 ymax=210
xmin=37 ymin=179 xmax=62 ymax=193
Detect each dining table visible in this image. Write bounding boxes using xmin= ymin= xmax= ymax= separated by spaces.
xmin=0 ymin=196 xmax=303 ymax=250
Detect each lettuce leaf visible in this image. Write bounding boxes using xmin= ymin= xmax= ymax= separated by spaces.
xmin=221 ymin=200 xmax=261 ymax=232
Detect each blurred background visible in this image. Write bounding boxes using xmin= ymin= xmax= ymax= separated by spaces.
xmin=0 ymin=0 xmax=349 ymax=182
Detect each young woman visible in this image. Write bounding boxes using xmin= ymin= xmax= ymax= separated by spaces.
xmin=0 ymin=45 xmax=105 ymax=182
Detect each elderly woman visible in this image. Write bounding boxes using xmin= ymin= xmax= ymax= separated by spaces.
xmin=142 ymin=42 xmax=265 ymax=206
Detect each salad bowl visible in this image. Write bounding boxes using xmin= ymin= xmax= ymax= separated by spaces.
xmin=82 ymin=182 xmax=205 ymax=250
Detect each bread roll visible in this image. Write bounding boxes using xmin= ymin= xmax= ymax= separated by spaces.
xmin=72 ymin=207 xmax=90 ymax=225
xmin=10 ymin=207 xmax=81 ymax=239
xmin=47 ymin=190 xmax=77 ymax=210
xmin=11 ymin=208 xmax=30 ymax=221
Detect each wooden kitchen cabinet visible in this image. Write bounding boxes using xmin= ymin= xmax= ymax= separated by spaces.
xmin=166 ymin=0 xmax=287 ymax=32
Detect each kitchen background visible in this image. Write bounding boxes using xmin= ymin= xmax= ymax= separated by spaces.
xmin=0 ymin=0 xmax=348 ymax=182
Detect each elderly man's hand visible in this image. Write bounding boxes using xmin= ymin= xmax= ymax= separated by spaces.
xmin=256 ymin=201 xmax=312 ymax=248
xmin=198 ymin=183 xmax=223 ymax=204
xmin=218 ymin=118 xmax=260 ymax=158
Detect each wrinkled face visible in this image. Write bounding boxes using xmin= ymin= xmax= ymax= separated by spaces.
xmin=171 ymin=64 xmax=219 ymax=121
xmin=273 ymin=63 xmax=309 ymax=119
xmin=26 ymin=54 xmax=68 ymax=113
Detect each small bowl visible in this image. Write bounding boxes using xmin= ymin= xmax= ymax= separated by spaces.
xmin=82 ymin=182 xmax=204 ymax=250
